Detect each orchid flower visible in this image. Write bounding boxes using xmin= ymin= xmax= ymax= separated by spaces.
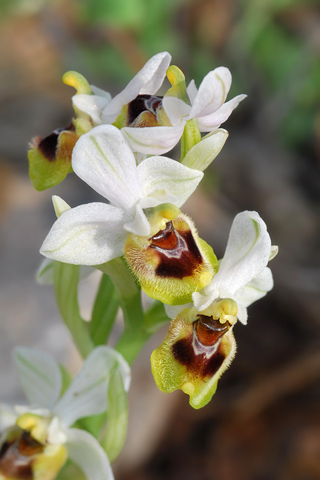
xmin=40 ymin=125 xmax=217 ymax=305
xmin=151 ymin=211 xmax=278 ymax=408
xmin=71 ymin=52 xmax=183 ymax=155
xmin=0 ymin=346 xmax=130 ymax=480
xmin=118 ymin=64 xmax=246 ymax=156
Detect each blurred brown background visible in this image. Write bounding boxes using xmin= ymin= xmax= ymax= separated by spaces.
xmin=1 ymin=0 xmax=320 ymax=479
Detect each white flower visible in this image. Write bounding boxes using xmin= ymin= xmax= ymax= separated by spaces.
xmin=166 ymin=211 xmax=277 ymax=324
xmin=72 ymin=52 xmax=182 ymax=155
xmin=116 ymin=65 xmax=246 ymax=156
xmin=163 ymin=66 xmax=247 ymax=132
xmin=40 ymin=124 xmax=203 ymax=266
xmin=0 ymin=346 xmax=130 ymax=480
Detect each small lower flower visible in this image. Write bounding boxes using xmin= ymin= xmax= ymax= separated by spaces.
xmin=0 ymin=346 xmax=130 ymax=480
xmin=151 ymin=211 xmax=278 ymax=408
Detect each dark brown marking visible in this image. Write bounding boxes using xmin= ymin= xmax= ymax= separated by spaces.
xmin=196 ymin=315 xmax=230 ymax=346
xmin=38 ymin=124 xmax=74 ymax=162
xmin=127 ymin=94 xmax=163 ymax=126
xmin=172 ymin=337 xmax=225 ymax=379
xmin=151 ymin=221 xmax=178 ymax=250
xmin=151 ymin=222 xmax=203 ymax=279
xmin=0 ymin=429 xmax=44 ymax=480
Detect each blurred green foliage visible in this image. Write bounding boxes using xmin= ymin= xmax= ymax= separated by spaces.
xmin=1 ymin=0 xmax=319 ymax=153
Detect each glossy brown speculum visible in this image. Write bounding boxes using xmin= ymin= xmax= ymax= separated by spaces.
xmin=0 ymin=428 xmax=44 ymax=480
xmin=127 ymin=94 xmax=163 ymax=127
xmin=149 ymin=220 xmax=203 ymax=279
xmin=195 ymin=315 xmax=230 ymax=346
xmin=151 ymin=221 xmax=178 ymax=250
xmin=38 ymin=124 xmax=75 ymax=162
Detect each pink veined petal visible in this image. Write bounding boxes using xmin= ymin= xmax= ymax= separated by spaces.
xmin=189 ymin=67 xmax=232 ymax=119
xmin=40 ymin=202 xmax=130 ymax=266
xmin=137 ymin=156 xmax=203 ymax=208
xmin=101 ymin=52 xmax=171 ymax=124
xmin=121 ymin=124 xmax=185 ymax=155
xmin=72 ymin=125 xmax=143 ymax=212
xmin=196 ymin=94 xmax=247 ymax=132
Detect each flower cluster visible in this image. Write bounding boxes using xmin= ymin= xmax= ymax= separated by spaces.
xmin=6 ymin=51 xmax=278 ymax=480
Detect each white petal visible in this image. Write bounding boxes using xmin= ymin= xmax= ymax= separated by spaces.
xmin=47 ymin=416 xmax=68 ymax=444
xmin=54 ymin=346 xmax=130 ymax=427
xmin=13 ymin=347 xmax=61 ymax=409
xmin=269 ymin=245 xmax=279 ymax=261
xmin=91 ymin=85 xmax=112 ymax=100
xmin=236 ymin=304 xmax=248 ymax=325
xmin=123 ymin=203 xmax=151 ymax=237
xmin=192 ymin=283 xmax=220 ymax=312
xmin=36 ymin=258 xmax=55 ymax=285
xmin=72 ymin=125 xmax=143 ymax=212
xmin=181 ymin=129 xmax=229 ymax=171
xmin=212 ymin=211 xmax=272 ymax=295
xmin=162 ymin=96 xmax=190 ymax=126
xmin=40 ymin=203 xmax=129 ymax=266
xmin=235 ymin=267 xmax=274 ymax=309
xmin=101 ymin=52 xmax=171 ymax=123
xmin=189 ymin=67 xmax=232 ymax=119
xmin=137 ymin=156 xmax=203 ymax=208
xmin=66 ymin=428 xmax=114 ymax=480
xmin=186 ymin=79 xmax=198 ymax=104
xmin=196 ymin=94 xmax=247 ymax=132
xmin=0 ymin=404 xmax=18 ymax=430
xmin=121 ymin=124 xmax=184 ymax=155
xmin=73 ymin=94 xmax=111 ymax=126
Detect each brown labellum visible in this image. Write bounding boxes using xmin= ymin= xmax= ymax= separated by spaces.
xmin=38 ymin=124 xmax=75 ymax=162
xmin=195 ymin=315 xmax=230 ymax=347
xmin=0 ymin=428 xmax=43 ymax=480
xmin=150 ymin=220 xmax=203 ymax=279
xmin=127 ymin=94 xmax=163 ymax=126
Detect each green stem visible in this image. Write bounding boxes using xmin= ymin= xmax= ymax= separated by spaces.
xmin=54 ymin=262 xmax=94 ymax=358
xmin=90 ymin=274 xmax=119 ymax=346
xmin=97 ymin=258 xmax=150 ymax=365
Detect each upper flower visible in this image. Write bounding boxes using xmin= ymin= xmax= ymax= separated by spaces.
xmin=0 ymin=346 xmax=130 ymax=480
xmin=40 ymin=124 xmax=203 ymax=266
xmin=71 ymin=52 xmax=245 ymax=156
xmin=163 ymin=65 xmax=247 ymax=133
xmin=151 ymin=211 xmax=278 ymax=408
